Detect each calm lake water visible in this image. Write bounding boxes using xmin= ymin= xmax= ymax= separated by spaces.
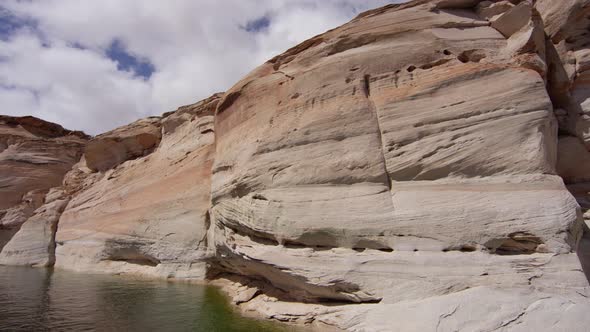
xmin=0 ymin=266 xmax=289 ymax=331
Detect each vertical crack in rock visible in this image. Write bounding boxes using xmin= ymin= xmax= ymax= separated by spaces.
xmin=363 ymin=73 xmax=392 ymax=190
xmin=363 ymin=74 xmax=371 ymax=97
xmin=47 ymin=200 xmax=68 ymax=267
xmin=198 ymin=211 xmax=211 ymax=249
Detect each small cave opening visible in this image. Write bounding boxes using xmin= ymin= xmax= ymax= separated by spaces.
xmin=109 ymin=254 xmax=161 ymax=267
xmin=103 ymin=243 xmax=161 ymax=267
xmin=457 ymin=50 xmax=486 ymax=63
xmin=488 ymin=232 xmax=543 ymax=255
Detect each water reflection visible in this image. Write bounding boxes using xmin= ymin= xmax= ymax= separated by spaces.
xmin=0 ymin=266 xmax=287 ymax=331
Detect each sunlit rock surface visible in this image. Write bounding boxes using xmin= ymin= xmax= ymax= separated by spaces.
xmin=209 ymin=0 xmax=590 ymax=330
xmin=53 ymin=94 xmax=221 ymax=279
xmin=2 ymin=0 xmax=590 ymax=331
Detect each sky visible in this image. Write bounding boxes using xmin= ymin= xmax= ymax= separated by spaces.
xmin=0 ymin=0 xmax=401 ymax=135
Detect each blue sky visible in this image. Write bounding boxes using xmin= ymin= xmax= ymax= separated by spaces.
xmin=105 ymin=39 xmax=155 ymax=79
xmin=243 ymin=16 xmax=272 ymax=33
xmin=0 ymin=0 xmax=398 ymax=134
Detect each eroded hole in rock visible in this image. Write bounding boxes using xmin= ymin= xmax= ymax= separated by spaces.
xmin=218 ymin=222 xmax=283 ymax=249
xmin=442 ymin=245 xmax=478 ymax=252
xmin=420 ymin=58 xmax=452 ymax=70
xmin=458 ymin=54 xmax=469 ymax=63
xmin=229 ymin=183 xmax=251 ymax=199
xmin=353 ymin=239 xmax=391 ymax=252
xmin=283 ymin=241 xmax=307 ymax=249
xmin=111 ymin=257 xmax=160 ymax=267
xmin=489 ymin=232 xmax=543 ymax=255
xmin=443 ymin=49 xmax=452 ymax=55
xmin=251 ymin=193 xmax=268 ymax=201
xmin=292 ymin=230 xmax=341 ymax=249
xmin=282 ymin=239 xmax=336 ymax=251
xmin=460 ymin=245 xmax=477 ymax=252
xmin=407 ymin=65 xmax=417 ymax=72
xmin=103 ymin=240 xmax=161 ymax=267
xmin=457 ymin=50 xmax=486 ymax=63
xmin=317 ymin=297 xmax=382 ymax=304
xmin=240 ymin=231 xmax=280 ymax=246
xmin=107 ymin=252 xmax=161 ymax=267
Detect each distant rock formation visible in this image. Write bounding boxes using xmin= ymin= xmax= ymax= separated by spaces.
xmin=0 ymin=116 xmax=87 ymax=254
xmin=2 ymin=0 xmax=590 ymax=330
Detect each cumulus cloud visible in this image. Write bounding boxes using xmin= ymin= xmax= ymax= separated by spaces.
xmin=0 ymin=0 xmax=399 ymax=135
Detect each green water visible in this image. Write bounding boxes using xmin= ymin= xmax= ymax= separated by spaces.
xmin=0 ymin=266 xmax=290 ymax=331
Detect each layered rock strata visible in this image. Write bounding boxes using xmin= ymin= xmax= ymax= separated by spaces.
xmin=204 ymin=1 xmax=590 ymax=329
xmin=53 ymin=94 xmax=221 ymax=278
xmin=2 ymin=0 xmax=590 ymax=331
xmin=0 ymin=116 xmax=87 ymax=252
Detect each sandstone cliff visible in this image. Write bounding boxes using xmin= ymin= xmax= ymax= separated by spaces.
xmin=2 ymin=0 xmax=590 ymax=331
xmin=0 ymin=116 xmax=87 ymax=255
xmin=52 ymin=95 xmax=220 ymax=278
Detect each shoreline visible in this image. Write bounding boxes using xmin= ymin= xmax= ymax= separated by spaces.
xmin=1 ymin=264 xmax=326 ymax=331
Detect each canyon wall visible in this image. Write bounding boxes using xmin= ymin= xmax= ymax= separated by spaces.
xmin=2 ymin=0 xmax=590 ymax=331
xmin=0 ymin=116 xmax=87 ymax=255
xmin=55 ymin=94 xmax=220 ymax=278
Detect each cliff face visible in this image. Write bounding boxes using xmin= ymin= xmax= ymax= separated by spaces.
xmin=0 ymin=116 xmax=87 ymax=254
xmin=53 ymin=94 xmax=220 ymax=278
xmin=2 ymin=0 xmax=590 ymax=330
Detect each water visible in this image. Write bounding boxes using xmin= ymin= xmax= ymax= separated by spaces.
xmin=0 ymin=266 xmax=290 ymax=331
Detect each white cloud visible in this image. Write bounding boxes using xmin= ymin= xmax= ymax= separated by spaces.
xmin=0 ymin=0 xmax=399 ymax=135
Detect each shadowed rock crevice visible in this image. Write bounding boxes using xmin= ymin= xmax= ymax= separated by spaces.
xmin=101 ymin=240 xmax=161 ymax=267
xmin=107 ymin=256 xmax=161 ymax=267
xmin=216 ymin=91 xmax=242 ymax=115
xmin=209 ymin=245 xmax=382 ymax=305
xmin=0 ymin=226 xmax=20 ymax=252
xmin=485 ymin=232 xmax=545 ymax=255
